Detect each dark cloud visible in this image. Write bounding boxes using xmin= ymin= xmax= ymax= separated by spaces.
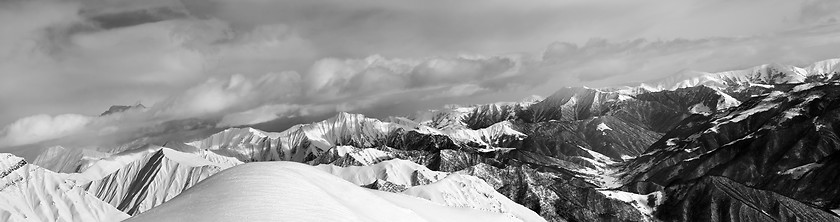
xmin=800 ymin=0 xmax=840 ymax=24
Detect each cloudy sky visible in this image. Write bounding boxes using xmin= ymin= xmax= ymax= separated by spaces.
xmin=1 ymin=0 xmax=840 ymax=148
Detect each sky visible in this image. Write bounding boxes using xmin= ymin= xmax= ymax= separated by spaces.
xmin=1 ymin=0 xmax=840 ymax=148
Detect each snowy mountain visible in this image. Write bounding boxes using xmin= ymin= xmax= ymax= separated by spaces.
xmin=640 ymin=58 xmax=840 ymax=91
xmin=6 ymin=58 xmax=840 ymax=221
xmin=0 ymin=154 xmax=128 ymax=222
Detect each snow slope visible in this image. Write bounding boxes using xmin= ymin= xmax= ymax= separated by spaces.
xmin=66 ymin=145 xmax=242 ymax=215
xmin=126 ymin=161 xmax=524 ymax=222
xmin=317 ymin=159 xmax=546 ymax=222
xmin=0 ymin=153 xmax=128 ymax=222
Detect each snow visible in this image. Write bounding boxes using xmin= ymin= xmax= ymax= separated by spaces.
xmin=780 ymin=163 xmax=823 ymax=179
xmin=316 ymin=159 xmax=446 ymax=187
xmin=689 ymin=103 xmax=712 ymax=115
xmin=0 ymin=154 xmax=129 ymax=222
xmin=598 ymin=190 xmax=662 ymax=218
xmin=596 ymin=123 xmax=613 ymax=131
xmin=715 ymin=92 xmax=783 ymax=124
xmin=792 ymin=82 xmax=823 ymax=92
xmin=637 ymin=59 xmax=839 ymax=91
xmin=750 ymin=83 xmax=775 ymax=88
xmin=404 ymin=174 xmax=546 ymax=222
xmin=665 ymin=138 xmax=679 ymax=146
xmin=316 ymin=159 xmax=544 ymax=222
xmin=444 ymin=121 xmax=527 ymax=149
xmin=64 ymin=146 xmax=241 ymax=215
xmin=66 ymin=146 xmax=160 ymax=183
xmin=714 ymin=89 xmax=742 ymax=110
xmin=126 ymin=161 xmax=524 ymax=222
xmin=330 ymin=146 xmax=393 ymax=165
xmin=782 ymin=108 xmax=803 ymax=120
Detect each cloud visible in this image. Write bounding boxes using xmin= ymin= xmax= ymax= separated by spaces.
xmin=0 ymin=114 xmax=93 ymax=147
xmin=534 ymin=24 xmax=840 ymax=89
xmin=800 ymin=0 xmax=840 ymax=24
xmin=151 ymin=72 xmax=303 ymax=119
xmin=305 ymin=55 xmax=521 ymax=99
xmin=155 ymin=54 xmax=522 ymax=123
xmin=3 ymin=0 xmax=840 ymax=149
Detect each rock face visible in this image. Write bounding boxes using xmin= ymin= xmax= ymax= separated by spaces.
xmin=0 ymin=153 xmax=129 ymax=222
xmin=623 ymin=83 xmax=840 ymax=213
xmin=658 ymin=176 xmax=839 ymax=222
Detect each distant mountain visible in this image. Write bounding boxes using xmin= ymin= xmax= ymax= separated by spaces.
xmin=639 ymin=58 xmax=840 ymax=91
xmin=100 ymin=104 xmax=146 ymax=116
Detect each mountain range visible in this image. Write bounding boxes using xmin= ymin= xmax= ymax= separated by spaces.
xmin=3 ymin=58 xmax=840 ymax=221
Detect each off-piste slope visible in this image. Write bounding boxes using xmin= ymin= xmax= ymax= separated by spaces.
xmin=0 ymin=153 xmax=129 ymax=222
xmin=126 ymin=161 xmax=528 ymax=222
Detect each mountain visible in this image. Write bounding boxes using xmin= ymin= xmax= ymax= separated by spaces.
xmin=9 ymin=58 xmax=840 ymax=221
xmin=640 ymin=58 xmax=840 ymax=91
xmin=0 ymin=153 xmax=128 ymax=222
xmin=100 ymin=104 xmax=146 ymax=116
xmin=620 ymin=82 xmax=840 ymax=214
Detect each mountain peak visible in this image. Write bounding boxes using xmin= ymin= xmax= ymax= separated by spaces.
xmin=100 ymin=103 xmax=146 ymax=116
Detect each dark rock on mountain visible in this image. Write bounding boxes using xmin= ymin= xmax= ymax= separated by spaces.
xmin=459 ymin=163 xmax=649 ymax=222
xmin=623 ymin=83 xmax=840 ymax=217
xmin=461 ymin=103 xmax=522 ymax=130
xmin=100 ymin=104 xmax=146 ymax=116
xmin=658 ymin=176 xmax=840 ymax=222
xmin=615 ymin=86 xmax=736 ymax=133
xmin=513 ymin=115 xmax=660 ymax=160
xmin=518 ymin=87 xmax=619 ymax=123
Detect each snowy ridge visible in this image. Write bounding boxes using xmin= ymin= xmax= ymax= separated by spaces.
xmin=282 ymin=112 xmax=406 ymax=159
xmin=640 ymin=58 xmax=840 ymax=91
xmin=127 ymin=161 xmax=525 ymax=222
xmin=316 ymin=159 xmax=446 ymax=187
xmin=32 ymin=146 xmax=110 ymax=173
xmin=186 ymin=112 xmax=528 ymax=163
xmin=316 ymin=159 xmax=545 ymax=222
xmin=0 ymin=153 xmax=129 ymax=222
xmin=310 ymin=145 xmax=394 ymax=166
xmin=185 ymin=127 xmax=280 ymax=161
xmin=444 ymin=120 xmax=526 ymax=150
xmin=65 ymin=146 xmax=242 ymax=215
xmin=404 ymin=174 xmax=546 ymax=222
